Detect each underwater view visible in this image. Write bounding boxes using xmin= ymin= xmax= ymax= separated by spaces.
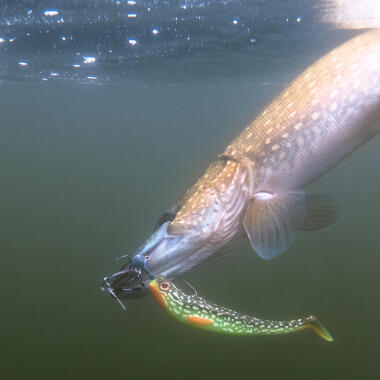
xmin=1 ymin=0 xmax=380 ymax=379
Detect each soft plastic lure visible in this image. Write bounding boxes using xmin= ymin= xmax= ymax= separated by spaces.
xmin=149 ymin=277 xmax=333 ymax=341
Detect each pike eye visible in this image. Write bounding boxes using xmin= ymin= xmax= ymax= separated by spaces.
xmin=159 ymin=281 xmax=170 ymax=291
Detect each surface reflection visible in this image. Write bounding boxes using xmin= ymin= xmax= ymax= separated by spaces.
xmin=0 ymin=0 xmax=319 ymax=85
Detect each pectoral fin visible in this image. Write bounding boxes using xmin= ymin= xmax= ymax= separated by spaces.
xmin=243 ymin=191 xmax=345 ymax=260
xmin=300 ymin=194 xmax=345 ymax=231
xmin=243 ymin=191 xmax=307 ymax=260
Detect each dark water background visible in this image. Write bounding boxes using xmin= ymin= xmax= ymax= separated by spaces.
xmin=1 ymin=1 xmax=380 ymax=379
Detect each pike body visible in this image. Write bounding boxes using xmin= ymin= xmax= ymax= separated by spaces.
xmin=105 ymin=29 xmax=380 ymax=298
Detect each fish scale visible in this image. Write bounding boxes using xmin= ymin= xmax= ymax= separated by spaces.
xmin=226 ymin=29 xmax=380 ymax=191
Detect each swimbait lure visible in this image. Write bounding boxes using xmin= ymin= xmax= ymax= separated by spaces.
xmin=149 ymin=277 xmax=333 ymax=341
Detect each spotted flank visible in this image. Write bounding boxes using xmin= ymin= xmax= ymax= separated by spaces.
xmin=149 ymin=277 xmax=333 ymax=341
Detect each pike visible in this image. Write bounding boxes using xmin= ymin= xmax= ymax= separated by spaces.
xmin=103 ymin=29 xmax=380 ymax=300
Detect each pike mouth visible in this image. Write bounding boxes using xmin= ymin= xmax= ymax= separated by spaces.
xmin=101 ymin=221 xmax=196 ymax=307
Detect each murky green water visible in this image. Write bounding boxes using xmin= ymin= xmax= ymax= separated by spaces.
xmin=1 ymin=2 xmax=380 ymax=379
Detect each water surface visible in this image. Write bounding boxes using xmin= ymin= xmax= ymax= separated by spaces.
xmin=1 ymin=1 xmax=380 ymax=379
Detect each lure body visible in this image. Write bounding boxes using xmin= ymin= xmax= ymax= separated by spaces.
xmin=149 ymin=277 xmax=333 ymax=341
xmin=105 ymin=28 xmax=380 ymax=299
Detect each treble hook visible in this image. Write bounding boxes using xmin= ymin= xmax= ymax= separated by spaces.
xmin=182 ymin=279 xmax=198 ymax=297
xmin=131 ymin=254 xmax=156 ymax=279
xmin=115 ymin=252 xmax=132 ymax=263
xmin=101 ymin=276 xmax=127 ymax=311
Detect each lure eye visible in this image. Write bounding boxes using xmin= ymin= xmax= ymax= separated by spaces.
xmin=159 ymin=281 xmax=171 ymax=291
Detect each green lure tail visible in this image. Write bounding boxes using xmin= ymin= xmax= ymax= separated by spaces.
xmin=149 ymin=277 xmax=333 ymax=341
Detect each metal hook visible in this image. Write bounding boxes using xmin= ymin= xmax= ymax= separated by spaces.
xmin=115 ymin=253 xmax=131 ymax=262
xmin=131 ymin=254 xmax=156 ymax=280
xmin=102 ymin=265 xmax=147 ymax=292
xmin=101 ymin=276 xmax=127 ymax=311
xmin=182 ymin=280 xmax=198 ymax=297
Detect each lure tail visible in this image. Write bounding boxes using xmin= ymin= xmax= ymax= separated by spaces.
xmin=303 ymin=315 xmax=334 ymax=342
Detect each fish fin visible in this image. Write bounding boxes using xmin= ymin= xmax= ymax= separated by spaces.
xmin=243 ymin=190 xmax=306 ymax=260
xmin=186 ymin=315 xmax=214 ymax=325
xmin=299 ymin=194 xmax=346 ymax=231
xmin=304 ymin=315 xmax=334 ymax=342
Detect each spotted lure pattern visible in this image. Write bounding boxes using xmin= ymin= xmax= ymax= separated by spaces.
xmin=149 ymin=277 xmax=333 ymax=341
